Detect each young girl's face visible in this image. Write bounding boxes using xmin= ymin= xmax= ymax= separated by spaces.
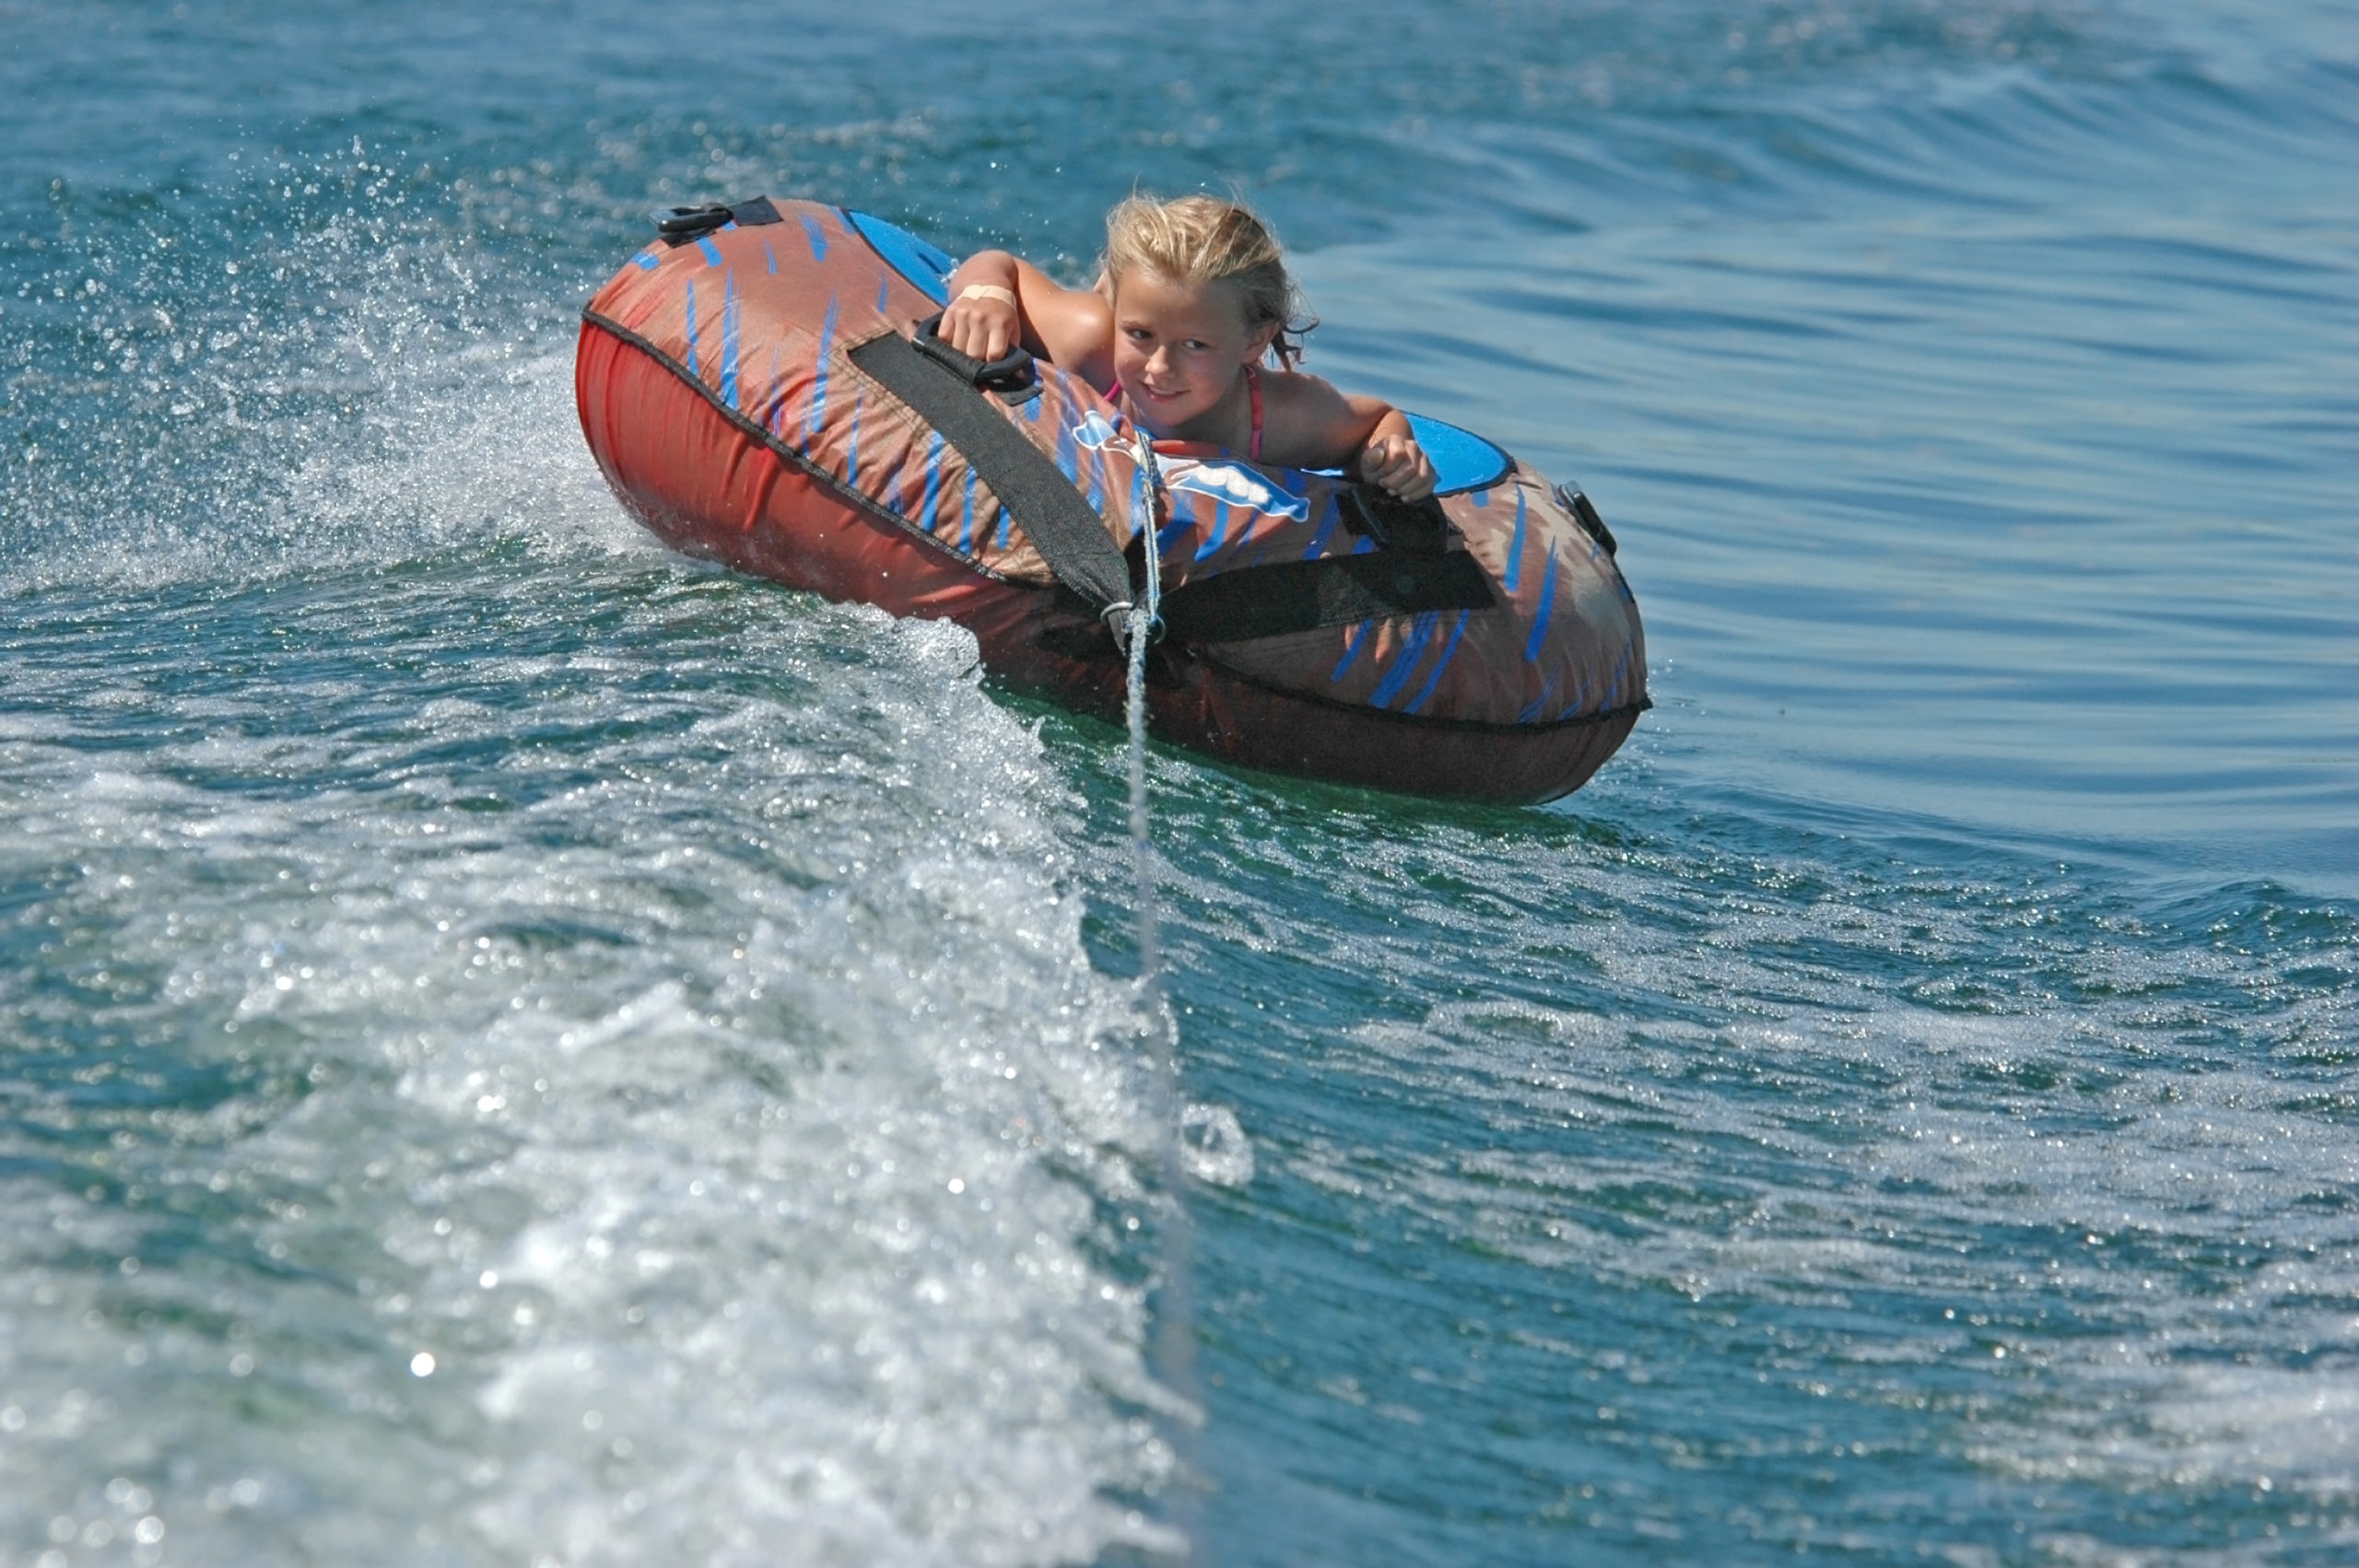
xmin=1109 ymin=271 xmax=1278 ymax=435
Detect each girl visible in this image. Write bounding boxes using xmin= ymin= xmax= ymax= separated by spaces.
xmin=938 ymin=193 xmax=1436 ymax=502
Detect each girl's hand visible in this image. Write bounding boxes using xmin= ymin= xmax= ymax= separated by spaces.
xmin=933 ymin=250 xmax=1117 ymax=389
xmin=941 ymin=293 xmax=1020 ymax=363
xmin=1359 ymin=431 xmax=1436 ymax=501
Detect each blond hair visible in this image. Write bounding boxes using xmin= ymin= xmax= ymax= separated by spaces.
xmin=1100 ymin=193 xmax=1312 ymax=367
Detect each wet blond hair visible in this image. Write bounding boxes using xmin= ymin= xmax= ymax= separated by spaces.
xmin=1100 ymin=193 xmax=1312 ymax=368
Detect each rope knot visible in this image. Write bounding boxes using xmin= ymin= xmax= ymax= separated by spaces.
xmin=1101 ymin=600 xmax=1165 ymax=645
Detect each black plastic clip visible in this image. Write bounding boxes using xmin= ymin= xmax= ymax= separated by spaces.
xmin=654 ymin=205 xmax=732 ymax=246
xmin=1552 ymin=482 xmax=1618 ymax=556
xmin=911 ymin=311 xmax=1041 ymax=406
xmin=652 ymin=197 xmax=783 ymax=247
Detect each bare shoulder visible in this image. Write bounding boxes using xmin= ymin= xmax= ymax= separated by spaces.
xmin=1258 ymin=366 xmax=1349 ymax=412
xmin=1257 ymin=367 xmax=1387 ymax=471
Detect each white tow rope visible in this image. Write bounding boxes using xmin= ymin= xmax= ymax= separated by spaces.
xmin=1122 ymin=420 xmax=1203 ymax=1562
xmin=1121 ymin=425 xmax=1165 ymax=985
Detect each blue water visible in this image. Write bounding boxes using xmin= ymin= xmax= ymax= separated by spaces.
xmin=4 ymin=3 xmax=2356 ymax=1563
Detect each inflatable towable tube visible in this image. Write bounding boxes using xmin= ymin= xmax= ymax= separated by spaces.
xmin=575 ymin=197 xmax=1647 ymax=802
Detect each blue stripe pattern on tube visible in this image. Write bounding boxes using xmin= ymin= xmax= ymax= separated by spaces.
xmin=1156 ymin=494 xmax=1193 ymax=556
xmin=1331 ymin=622 xmax=1373 ymax=683
xmin=1194 ymin=501 xmax=1230 ymax=563
xmin=719 ymin=272 xmax=739 ymax=409
xmin=633 ymin=251 xmax=659 ymax=272
xmin=1503 ymin=486 xmax=1528 ymax=593
xmin=1301 ymin=493 xmax=1340 ymax=559
xmin=1370 ymin=612 xmax=1440 ymax=708
xmin=1523 ymin=543 xmax=1558 ymax=662
xmin=764 ymin=241 xmax=777 ymax=275
xmin=696 ymin=237 xmax=722 ymax=268
xmin=682 ymin=280 xmax=700 ymax=381
xmin=1517 ymin=673 xmax=1555 ymax=725
xmin=1405 ymin=610 xmax=1472 ymax=715
xmin=876 ymin=275 xmax=889 ymax=315
xmin=802 ymin=213 xmax=828 ymax=260
xmin=918 ymin=431 xmax=945 ymax=540
xmin=805 ymin=294 xmax=838 ymax=445
xmin=1593 ymin=646 xmax=1631 ymax=714
xmin=1555 ymin=671 xmax=1593 ymax=722
xmin=844 ymin=395 xmax=862 ymax=482
xmin=958 ymin=462 xmax=979 ymax=554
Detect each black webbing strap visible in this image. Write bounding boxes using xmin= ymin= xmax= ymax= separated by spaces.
xmin=1156 ymin=549 xmax=1495 ymax=644
xmin=846 ymin=330 xmax=1133 ymax=616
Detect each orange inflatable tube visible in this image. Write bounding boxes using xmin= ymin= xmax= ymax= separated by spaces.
xmin=575 ymin=197 xmax=1646 ymax=802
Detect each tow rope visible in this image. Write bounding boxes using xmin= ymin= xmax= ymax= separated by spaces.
xmin=1115 ymin=424 xmax=1165 ymax=985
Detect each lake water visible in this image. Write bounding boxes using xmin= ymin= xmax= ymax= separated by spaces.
xmin=3 ymin=2 xmax=2355 ymax=1563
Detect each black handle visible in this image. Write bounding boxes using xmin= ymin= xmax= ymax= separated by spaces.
xmin=911 ymin=312 xmax=1041 ymax=406
xmin=1552 ymin=482 xmax=1618 ymax=556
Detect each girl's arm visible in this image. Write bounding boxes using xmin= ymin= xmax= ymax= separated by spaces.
xmin=1261 ymin=373 xmax=1438 ymax=501
xmin=940 ymin=251 xmax=1114 ymax=388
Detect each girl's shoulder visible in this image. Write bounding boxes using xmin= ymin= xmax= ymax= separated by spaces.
xmin=1248 ymin=364 xmax=1384 ymax=472
xmin=1008 ymin=254 xmax=1115 ymax=385
xmin=1254 ymin=364 xmax=1355 ymax=419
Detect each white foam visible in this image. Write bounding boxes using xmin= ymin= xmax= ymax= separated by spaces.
xmin=0 ymin=322 xmax=1194 ymax=1562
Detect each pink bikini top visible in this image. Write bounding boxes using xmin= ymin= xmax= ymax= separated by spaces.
xmin=1109 ymin=362 xmax=1263 ymax=460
